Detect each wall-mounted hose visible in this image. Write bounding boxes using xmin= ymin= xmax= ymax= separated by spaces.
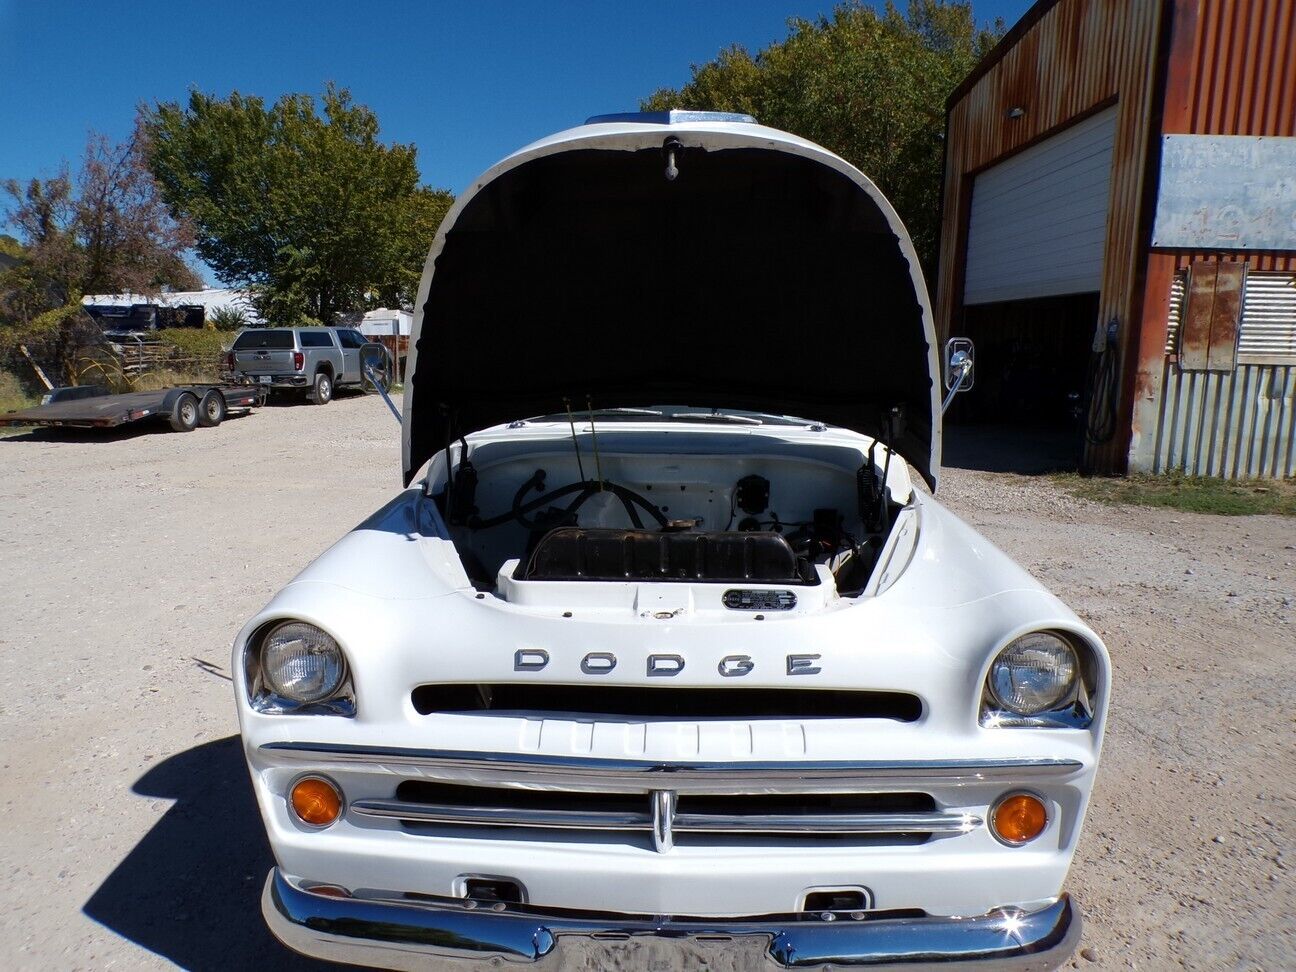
xmin=1084 ymin=318 xmax=1121 ymax=445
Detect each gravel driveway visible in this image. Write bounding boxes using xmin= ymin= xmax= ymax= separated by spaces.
xmin=0 ymin=393 xmax=1291 ymax=970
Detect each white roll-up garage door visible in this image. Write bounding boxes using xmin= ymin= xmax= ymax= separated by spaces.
xmin=963 ymin=105 xmax=1117 ymax=305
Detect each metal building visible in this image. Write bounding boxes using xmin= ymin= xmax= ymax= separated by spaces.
xmin=936 ymin=0 xmax=1295 ymax=477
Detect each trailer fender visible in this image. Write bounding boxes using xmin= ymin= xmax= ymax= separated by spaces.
xmin=159 ymin=388 xmax=188 ymax=412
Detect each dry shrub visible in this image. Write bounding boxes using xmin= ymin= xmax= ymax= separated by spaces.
xmin=132 ymin=367 xmax=208 ymax=391
xmin=74 ymin=347 xmax=130 ymax=392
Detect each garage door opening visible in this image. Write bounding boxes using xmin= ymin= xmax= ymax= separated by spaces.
xmin=944 ymin=293 xmax=1097 ymax=473
xmin=946 ymin=106 xmax=1116 ymax=474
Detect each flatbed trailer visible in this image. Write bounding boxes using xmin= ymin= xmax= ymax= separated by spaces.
xmin=0 ymin=383 xmax=265 ymax=432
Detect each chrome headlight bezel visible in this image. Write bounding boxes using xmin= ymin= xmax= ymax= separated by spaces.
xmin=244 ymin=620 xmax=355 ymax=716
xmin=980 ymin=630 xmax=1097 ymax=729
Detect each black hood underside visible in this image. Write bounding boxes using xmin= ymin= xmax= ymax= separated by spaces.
xmin=408 ymin=143 xmax=936 ymax=486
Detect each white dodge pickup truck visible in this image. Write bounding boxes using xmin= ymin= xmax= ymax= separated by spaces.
xmin=234 ymin=111 xmax=1107 ymax=970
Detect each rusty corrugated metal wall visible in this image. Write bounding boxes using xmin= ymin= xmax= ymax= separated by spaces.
xmin=935 ymin=0 xmax=1165 ymax=475
xmin=940 ymin=0 xmax=1296 ymax=478
xmin=1173 ymin=0 xmax=1295 ymax=140
xmin=1129 ymin=0 xmax=1296 ymax=477
xmin=1150 ymin=364 xmax=1295 ymax=477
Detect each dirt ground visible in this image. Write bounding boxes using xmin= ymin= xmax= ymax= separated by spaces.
xmin=0 ymin=392 xmax=1291 ymax=971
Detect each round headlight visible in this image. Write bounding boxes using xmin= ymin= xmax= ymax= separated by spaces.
xmin=988 ymin=632 xmax=1077 ymax=715
xmin=261 ymin=622 xmax=345 ymax=704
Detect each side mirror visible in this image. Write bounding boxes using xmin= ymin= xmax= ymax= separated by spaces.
xmin=942 ymin=337 xmax=974 ymax=414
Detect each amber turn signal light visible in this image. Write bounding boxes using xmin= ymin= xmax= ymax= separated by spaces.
xmin=990 ymin=792 xmax=1047 ymax=845
xmin=290 ymin=777 xmax=342 ymax=827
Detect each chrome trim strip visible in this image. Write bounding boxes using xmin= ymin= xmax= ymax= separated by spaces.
xmin=263 ymin=868 xmax=1083 ymax=971
xmin=652 ymin=789 xmax=675 ymax=852
xmin=352 ymin=801 xmax=651 ymax=830
xmin=350 ymin=798 xmax=981 ymax=836
xmin=259 ymin=743 xmax=1084 ymax=794
xmin=672 ymin=810 xmax=980 ymax=835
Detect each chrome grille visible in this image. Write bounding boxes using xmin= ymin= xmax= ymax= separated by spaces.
xmin=261 ymin=744 xmax=1084 ymax=855
xmin=352 ymin=781 xmax=977 ymax=853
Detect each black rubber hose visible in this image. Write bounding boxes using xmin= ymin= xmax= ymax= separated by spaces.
xmin=608 ymin=482 xmax=669 ymax=529
xmin=878 ymin=440 xmax=893 ymax=535
xmin=511 ymin=470 xmax=545 ymax=513
xmin=472 ymin=480 xmax=666 ymax=531
xmin=568 ymin=482 xmax=646 ymax=529
xmin=563 ymin=485 xmax=600 ymax=517
xmin=565 ymin=482 xmax=665 ymax=529
xmin=617 ymin=490 xmax=646 ymax=529
xmin=472 ymin=481 xmax=590 ymax=530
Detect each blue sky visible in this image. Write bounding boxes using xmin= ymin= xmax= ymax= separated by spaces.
xmin=1 ymin=0 xmax=1030 ymax=275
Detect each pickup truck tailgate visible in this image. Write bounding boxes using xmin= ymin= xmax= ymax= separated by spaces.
xmin=234 ymin=348 xmax=297 ymax=375
xmin=232 ymin=330 xmax=298 ymax=376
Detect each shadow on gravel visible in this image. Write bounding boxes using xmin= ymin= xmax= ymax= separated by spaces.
xmin=942 ymin=423 xmax=1081 ymax=475
xmin=83 ymin=735 xmax=343 ymax=970
xmin=261 ymin=387 xmax=372 ymax=408
xmin=1 ymin=423 xmax=164 ymax=443
xmin=0 ymin=410 xmax=255 ymax=444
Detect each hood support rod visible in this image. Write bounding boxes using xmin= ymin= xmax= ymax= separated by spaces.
xmin=562 ymin=397 xmax=587 ymax=482
xmin=365 ymin=362 xmax=403 ymax=425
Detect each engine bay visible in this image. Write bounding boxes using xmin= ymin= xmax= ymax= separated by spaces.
xmin=432 ymin=427 xmax=909 ymax=598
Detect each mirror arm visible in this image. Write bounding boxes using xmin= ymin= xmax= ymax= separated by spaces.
xmin=941 ymin=357 xmax=972 ymax=415
xmin=365 ymin=362 xmax=403 ymax=425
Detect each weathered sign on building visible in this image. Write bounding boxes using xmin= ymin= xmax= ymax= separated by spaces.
xmin=1151 ymin=135 xmax=1296 ymax=250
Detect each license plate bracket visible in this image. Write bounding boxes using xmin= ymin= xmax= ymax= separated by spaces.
xmin=554 ymin=932 xmax=772 ymax=971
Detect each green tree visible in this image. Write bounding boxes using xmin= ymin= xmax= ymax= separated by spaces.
xmin=1 ymin=128 xmax=199 ymax=382
xmin=643 ymin=0 xmax=1002 ymax=274
xmin=142 ymin=84 xmax=453 ymax=324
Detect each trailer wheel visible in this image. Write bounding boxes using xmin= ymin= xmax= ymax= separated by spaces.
xmin=198 ymin=390 xmax=226 ymax=427
xmin=308 ymin=371 xmax=333 ymax=405
xmin=169 ymin=392 xmax=199 ymax=432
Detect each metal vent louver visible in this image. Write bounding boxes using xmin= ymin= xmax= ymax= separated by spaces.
xmin=1167 ymin=270 xmax=1296 ymax=363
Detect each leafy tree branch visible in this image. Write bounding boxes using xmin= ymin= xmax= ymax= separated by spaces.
xmin=142 ymin=84 xmax=453 ymax=324
xmin=643 ymin=0 xmax=1003 ymax=276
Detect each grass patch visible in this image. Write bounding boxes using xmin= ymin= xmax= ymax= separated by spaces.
xmin=1053 ymin=471 xmax=1296 ymax=516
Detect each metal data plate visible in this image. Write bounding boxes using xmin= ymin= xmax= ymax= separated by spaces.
xmin=1152 ymin=135 xmax=1296 ymax=250
xmin=723 ymin=589 xmax=797 ymax=611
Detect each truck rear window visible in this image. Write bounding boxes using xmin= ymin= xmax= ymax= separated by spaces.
xmin=233 ymin=330 xmax=295 ymax=350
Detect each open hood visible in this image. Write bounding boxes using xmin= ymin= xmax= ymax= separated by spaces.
xmin=404 ymin=112 xmax=942 ymax=489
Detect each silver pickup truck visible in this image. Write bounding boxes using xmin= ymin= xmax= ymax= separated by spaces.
xmin=225 ymin=326 xmax=388 ymax=404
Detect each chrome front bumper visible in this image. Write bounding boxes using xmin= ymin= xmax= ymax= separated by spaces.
xmin=263 ymin=869 xmax=1081 ymax=971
